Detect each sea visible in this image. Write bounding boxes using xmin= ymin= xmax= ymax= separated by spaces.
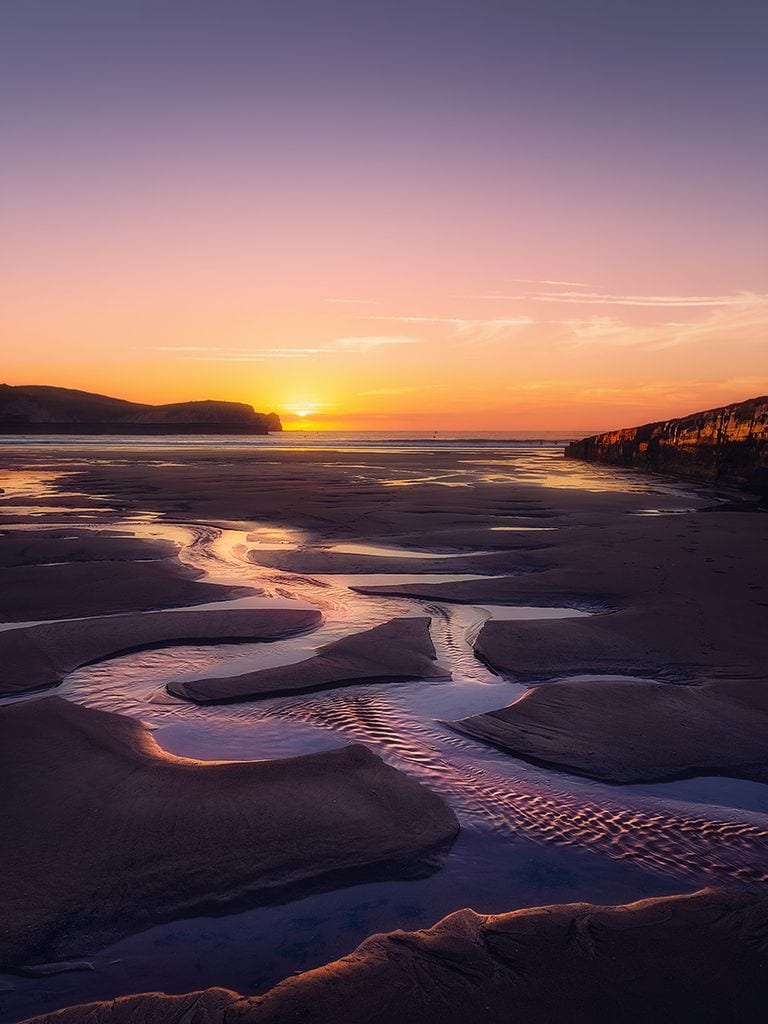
xmin=0 ymin=429 xmax=584 ymax=451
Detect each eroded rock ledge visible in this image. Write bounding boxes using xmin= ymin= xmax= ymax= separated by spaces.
xmin=0 ymin=698 xmax=458 ymax=968
xmin=566 ymin=394 xmax=768 ymax=496
xmin=22 ymin=889 xmax=768 ymax=1023
xmin=168 ymin=616 xmax=448 ymax=704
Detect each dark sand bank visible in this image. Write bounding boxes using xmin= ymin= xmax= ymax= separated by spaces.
xmin=353 ymin=512 xmax=768 ymax=681
xmin=0 ymin=607 xmax=321 ymax=696
xmin=0 ymin=560 xmax=256 ymax=623
xmin=356 ymin=510 xmax=768 ymax=783
xmin=0 ymin=529 xmax=179 ymax=567
xmin=22 ymin=889 xmax=768 ymax=1024
xmin=1 ymin=447 xmax=765 ymax=773
xmin=168 ymin=617 xmax=448 ymax=704
xmin=0 ymin=698 xmax=458 ymax=968
xmin=1 ymin=446 xmax=651 ymax=538
xmin=453 ymin=677 xmax=768 ymax=784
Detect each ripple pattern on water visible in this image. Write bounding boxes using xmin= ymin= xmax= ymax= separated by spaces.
xmin=271 ymin=690 xmax=768 ymax=887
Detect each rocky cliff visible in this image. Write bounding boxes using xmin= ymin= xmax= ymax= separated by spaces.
xmin=566 ymin=395 xmax=768 ymax=496
xmin=0 ymin=385 xmax=282 ymax=434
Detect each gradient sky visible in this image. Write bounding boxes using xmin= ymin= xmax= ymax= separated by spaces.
xmin=2 ymin=0 xmax=767 ymax=430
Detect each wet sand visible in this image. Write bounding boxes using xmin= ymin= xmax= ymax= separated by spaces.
xmin=1 ymin=439 xmax=767 ymax=1021
xmin=167 ymin=617 xmax=449 ymax=703
xmin=452 ymin=677 xmax=768 ymax=784
xmin=23 ymin=889 xmax=768 ymax=1024
xmin=1 ymin=697 xmax=458 ymax=967
xmin=0 ymin=607 xmax=322 ymax=697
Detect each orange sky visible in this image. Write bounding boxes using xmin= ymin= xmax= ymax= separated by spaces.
xmin=3 ymin=2 xmax=767 ymax=432
xmin=4 ymin=276 xmax=767 ymax=431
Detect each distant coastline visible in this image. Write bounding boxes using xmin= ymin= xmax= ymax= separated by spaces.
xmin=0 ymin=384 xmax=281 ymax=435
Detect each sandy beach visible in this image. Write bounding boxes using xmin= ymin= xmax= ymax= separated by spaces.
xmin=0 ymin=436 xmax=766 ymax=1021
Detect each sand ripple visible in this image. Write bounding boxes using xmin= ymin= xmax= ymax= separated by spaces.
xmin=273 ymin=690 xmax=768 ymax=887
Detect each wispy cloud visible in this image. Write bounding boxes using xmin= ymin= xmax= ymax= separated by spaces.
xmin=153 ymin=339 xmax=421 ymax=361
xmin=532 ymin=290 xmax=762 ymax=308
xmin=152 ymin=345 xmax=331 ymax=361
xmin=334 ymin=335 xmax=421 ymax=350
xmin=325 ymin=297 xmax=380 ymax=305
xmin=356 ymin=315 xmax=534 ymax=343
xmin=494 ymin=278 xmax=593 ymax=289
xmin=359 ymin=316 xmax=533 ymax=327
xmin=503 ymin=375 xmax=768 ymax=409
xmin=551 ymin=293 xmax=768 ymax=351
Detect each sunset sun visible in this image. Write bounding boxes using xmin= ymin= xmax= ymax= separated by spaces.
xmin=283 ymin=402 xmax=329 ymax=425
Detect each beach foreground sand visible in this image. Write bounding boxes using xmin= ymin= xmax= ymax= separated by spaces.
xmin=20 ymin=889 xmax=768 ymax=1024
xmin=1 ymin=440 xmax=766 ymax=1021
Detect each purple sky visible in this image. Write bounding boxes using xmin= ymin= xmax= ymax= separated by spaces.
xmin=2 ymin=1 xmax=767 ymax=428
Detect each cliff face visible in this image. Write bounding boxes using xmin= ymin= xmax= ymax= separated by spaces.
xmin=0 ymin=385 xmax=282 ymax=434
xmin=566 ymin=395 xmax=768 ymax=497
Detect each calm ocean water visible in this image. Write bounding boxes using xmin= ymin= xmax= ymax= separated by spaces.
xmin=0 ymin=429 xmax=584 ymax=451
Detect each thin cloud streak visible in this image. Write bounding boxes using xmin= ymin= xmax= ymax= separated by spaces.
xmin=334 ymin=336 xmax=421 ymax=348
xmin=491 ymin=278 xmax=593 ymax=289
xmin=533 ymin=291 xmax=765 ymax=307
xmin=358 ymin=316 xmax=534 ymax=326
xmin=552 ymin=294 xmax=768 ymax=351
xmin=357 ymin=315 xmax=534 ymax=344
xmin=152 ymin=339 xmax=422 ymax=361
xmin=152 ymin=345 xmax=331 ymax=361
xmin=503 ymin=375 xmax=768 ymax=410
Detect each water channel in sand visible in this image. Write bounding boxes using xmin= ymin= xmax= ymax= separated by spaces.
xmin=1 ymin=453 xmax=767 ymax=1021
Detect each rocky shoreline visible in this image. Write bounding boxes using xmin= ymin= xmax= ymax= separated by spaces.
xmin=566 ymin=394 xmax=768 ymax=497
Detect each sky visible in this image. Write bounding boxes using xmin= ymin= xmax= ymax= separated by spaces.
xmin=2 ymin=0 xmax=767 ymax=431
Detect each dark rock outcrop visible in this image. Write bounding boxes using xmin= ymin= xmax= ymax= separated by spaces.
xmin=566 ymin=394 xmax=768 ymax=496
xmin=0 ymin=384 xmax=282 ymax=434
xmin=21 ymin=889 xmax=768 ymax=1024
xmin=167 ymin=616 xmax=448 ymax=704
xmin=0 ymin=697 xmax=458 ymax=968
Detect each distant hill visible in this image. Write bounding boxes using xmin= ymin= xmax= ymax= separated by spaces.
xmin=0 ymin=385 xmax=282 ymax=435
xmin=566 ymin=394 xmax=768 ymax=496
